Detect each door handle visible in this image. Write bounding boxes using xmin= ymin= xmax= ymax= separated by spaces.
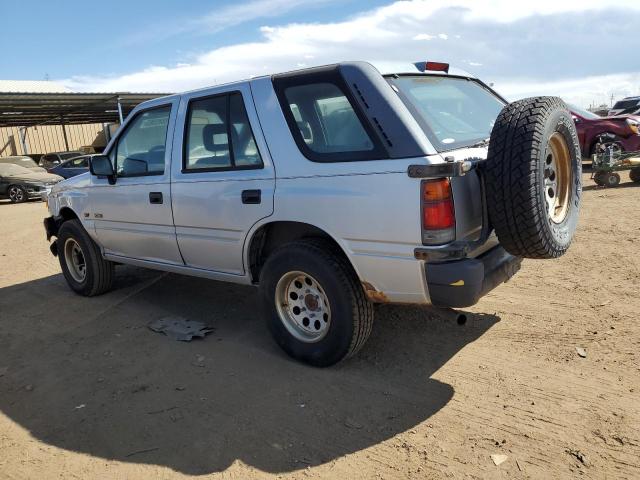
xmin=241 ymin=189 xmax=261 ymax=204
xmin=149 ymin=192 xmax=163 ymax=204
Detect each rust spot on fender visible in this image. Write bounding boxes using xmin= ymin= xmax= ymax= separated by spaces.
xmin=362 ymin=282 xmax=389 ymax=303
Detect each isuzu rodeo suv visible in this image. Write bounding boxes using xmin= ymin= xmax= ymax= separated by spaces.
xmin=44 ymin=61 xmax=582 ymax=366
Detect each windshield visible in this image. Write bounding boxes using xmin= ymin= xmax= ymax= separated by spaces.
xmin=569 ymin=104 xmax=600 ymax=120
xmin=0 ymin=164 xmax=33 ymax=176
xmin=388 ymin=75 xmax=504 ymax=151
xmin=612 ymin=99 xmax=640 ymax=110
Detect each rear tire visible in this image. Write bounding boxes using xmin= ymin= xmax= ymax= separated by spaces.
xmin=485 ymin=96 xmax=581 ymax=259
xmin=259 ymin=239 xmax=373 ymax=367
xmin=57 ymin=219 xmax=114 ymax=296
xmin=630 ymin=167 xmax=640 ymax=183
xmin=604 ymin=172 xmax=621 ymax=187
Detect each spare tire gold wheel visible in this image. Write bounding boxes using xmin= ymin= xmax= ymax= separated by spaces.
xmin=485 ymin=97 xmax=582 ymax=259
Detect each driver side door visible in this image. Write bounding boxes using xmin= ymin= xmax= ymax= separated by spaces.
xmin=90 ymin=98 xmax=183 ymax=265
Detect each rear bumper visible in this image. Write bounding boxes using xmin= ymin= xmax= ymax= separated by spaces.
xmin=425 ymin=245 xmax=522 ymax=308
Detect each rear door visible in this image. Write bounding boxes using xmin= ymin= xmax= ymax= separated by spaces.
xmin=170 ymin=83 xmax=275 ymax=275
xmin=90 ymin=97 xmax=183 ymax=264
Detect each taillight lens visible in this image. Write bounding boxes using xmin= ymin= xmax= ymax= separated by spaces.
xmin=421 ymin=178 xmax=455 ymax=245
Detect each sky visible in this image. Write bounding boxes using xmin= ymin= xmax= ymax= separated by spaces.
xmin=2 ymin=0 xmax=640 ymax=107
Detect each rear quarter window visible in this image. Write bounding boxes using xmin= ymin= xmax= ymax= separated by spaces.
xmin=273 ymin=70 xmax=387 ymax=162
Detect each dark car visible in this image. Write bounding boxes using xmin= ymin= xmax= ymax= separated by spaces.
xmin=40 ymin=151 xmax=84 ymax=170
xmin=569 ymin=104 xmax=640 ymax=157
xmin=0 ymin=164 xmax=63 ymax=203
xmin=0 ymin=155 xmax=47 ymax=173
xmin=48 ymin=155 xmax=91 ymax=179
xmin=608 ymin=96 xmax=640 ymax=117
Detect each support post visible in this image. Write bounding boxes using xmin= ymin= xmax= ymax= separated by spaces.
xmin=60 ymin=116 xmax=70 ymax=151
xmin=102 ymin=122 xmax=111 ymax=144
xmin=18 ymin=127 xmax=29 ymax=155
xmin=117 ymin=96 xmax=124 ymax=124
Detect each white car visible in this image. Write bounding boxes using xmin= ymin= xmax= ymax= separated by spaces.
xmin=43 ymin=61 xmax=582 ymax=366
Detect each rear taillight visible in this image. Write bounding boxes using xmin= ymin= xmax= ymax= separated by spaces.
xmin=421 ymin=178 xmax=455 ymax=245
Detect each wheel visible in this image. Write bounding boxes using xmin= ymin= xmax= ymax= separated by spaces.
xmin=484 ymin=96 xmax=581 ymax=259
xmin=591 ymin=138 xmax=623 ymax=157
xmin=259 ymin=239 xmax=374 ymax=367
xmin=630 ymin=167 xmax=640 ymax=183
xmin=57 ymin=219 xmax=114 ymax=296
xmin=603 ymin=172 xmax=621 ymax=187
xmin=8 ymin=185 xmax=27 ymax=203
xmin=593 ymin=171 xmax=606 ymax=186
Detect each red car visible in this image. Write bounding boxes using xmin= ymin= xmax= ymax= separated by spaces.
xmin=569 ymin=104 xmax=640 ymax=157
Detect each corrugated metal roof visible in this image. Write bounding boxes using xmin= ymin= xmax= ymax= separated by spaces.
xmin=0 ymin=80 xmax=72 ymax=93
xmin=0 ymin=92 xmax=171 ymax=127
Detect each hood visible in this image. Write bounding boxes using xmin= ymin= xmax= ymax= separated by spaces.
xmin=51 ymin=171 xmax=91 ymax=193
xmin=598 ymin=114 xmax=640 ymax=122
xmin=28 ymin=166 xmax=48 ymax=173
xmin=4 ymin=171 xmax=63 ymax=184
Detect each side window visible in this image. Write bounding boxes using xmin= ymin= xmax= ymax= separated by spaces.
xmin=71 ymin=157 xmax=88 ymax=168
xmin=279 ymin=81 xmax=377 ymax=161
xmin=184 ymin=92 xmax=263 ymax=171
xmin=115 ymin=106 xmax=171 ymax=177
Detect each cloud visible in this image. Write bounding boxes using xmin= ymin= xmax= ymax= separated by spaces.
xmin=497 ymin=72 xmax=640 ymax=108
xmin=120 ymin=0 xmax=339 ymax=45
xmin=61 ymin=0 xmax=640 ymax=107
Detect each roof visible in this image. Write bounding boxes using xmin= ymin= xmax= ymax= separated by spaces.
xmin=0 ymin=92 xmax=171 ymax=127
xmin=0 ymin=80 xmax=71 ymax=93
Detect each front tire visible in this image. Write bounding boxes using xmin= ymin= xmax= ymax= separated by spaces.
xmin=8 ymin=185 xmax=27 ymax=203
xmin=259 ymin=239 xmax=373 ymax=367
xmin=57 ymin=219 xmax=114 ymax=296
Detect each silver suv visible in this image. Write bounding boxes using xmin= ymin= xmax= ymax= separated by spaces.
xmin=44 ymin=61 xmax=582 ymax=366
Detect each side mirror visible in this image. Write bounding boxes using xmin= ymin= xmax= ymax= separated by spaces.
xmin=89 ymin=155 xmax=116 ymax=184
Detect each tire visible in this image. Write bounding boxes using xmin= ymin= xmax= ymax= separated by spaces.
xmin=485 ymin=96 xmax=582 ymax=259
xmin=259 ymin=239 xmax=374 ymax=367
xmin=630 ymin=167 xmax=640 ymax=183
xmin=8 ymin=185 xmax=27 ymax=203
xmin=57 ymin=219 xmax=114 ymax=296
xmin=593 ymin=172 xmax=606 ymax=186
xmin=604 ymin=172 xmax=621 ymax=187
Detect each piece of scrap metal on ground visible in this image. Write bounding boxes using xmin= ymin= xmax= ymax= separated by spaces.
xmin=147 ymin=316 xmax=214 ymax=341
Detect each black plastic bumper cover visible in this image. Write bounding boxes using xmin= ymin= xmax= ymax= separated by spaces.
xmin=44 ymin=216 xmax=59 ymax=241
xmin=425 ymin=246 xmax=522 ymax=308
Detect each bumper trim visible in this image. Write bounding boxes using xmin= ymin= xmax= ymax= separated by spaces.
xmin=425 ymin=245 xmax=522 ymax=308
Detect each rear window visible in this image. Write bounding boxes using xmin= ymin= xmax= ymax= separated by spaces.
xmin=0 ymin=157 xmax=38 ymax=168
xmin=388 ymin=76 xmax=504 ymax=151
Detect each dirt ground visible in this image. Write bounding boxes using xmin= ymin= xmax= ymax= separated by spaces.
xmin=0 ymin=172 xmax=638 ymax=479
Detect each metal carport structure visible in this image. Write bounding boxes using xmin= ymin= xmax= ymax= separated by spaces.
xmin=0 ymin=92 xmax=169 ymax=154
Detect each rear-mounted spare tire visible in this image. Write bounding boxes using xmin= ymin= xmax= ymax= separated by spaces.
xmin=484 ymin=96 xmax=581 ymax=259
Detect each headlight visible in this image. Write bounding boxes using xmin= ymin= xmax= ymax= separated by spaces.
xmin=626 ymin=118 xmax=640 ymax=135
